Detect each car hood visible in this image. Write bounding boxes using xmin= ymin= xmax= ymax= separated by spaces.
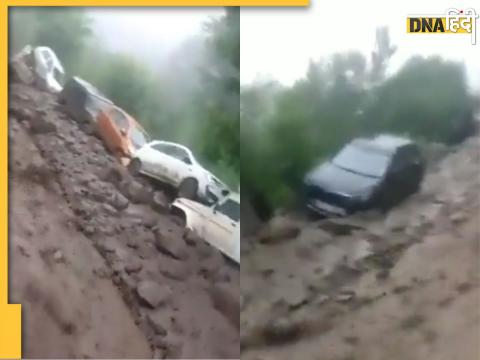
xmin=173 ymin=197 xmax=208 ymax=214
xmin=304 ymin=162 xmax=380 ymax=196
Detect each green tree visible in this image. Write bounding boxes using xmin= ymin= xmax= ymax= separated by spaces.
xmin=32 ymin=7 xmax=92 ymax=73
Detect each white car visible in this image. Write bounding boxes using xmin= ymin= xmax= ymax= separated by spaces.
xmin=129 ymin=140 xmax=230 ymax=204
xmin=14 ymin=45 xmax=65 ymax=93
xmin=172 ymin=193 xmax=240 ymax=264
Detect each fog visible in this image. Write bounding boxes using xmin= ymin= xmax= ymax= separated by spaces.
xmin=88 ymin=8 xmax=224 ymax=70
xmin=241 ymin=0 xmax=480 ymax=91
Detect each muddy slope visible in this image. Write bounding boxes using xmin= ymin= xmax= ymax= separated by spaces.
xmin=9 ymin=80 xmax=239 ymax=359
xmin=241 ymin=134 xmax=480 ymax=360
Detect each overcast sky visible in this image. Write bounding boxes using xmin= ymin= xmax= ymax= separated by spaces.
xmin=89 ymin=8 xmax=224 ymax=67
xmin=241 ymin=0 xmax=480 ymax=90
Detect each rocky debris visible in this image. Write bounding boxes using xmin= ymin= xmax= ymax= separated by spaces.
xmin=317 ymin=218 xmax=365 ymax=236
xmin=209 ymin=283 xmax=240 ymax=328
xmin=136 ymin=281 xmax=172 ymax=309
xmin=53 ymin=250 xmax=65 ymax=263
xmin=125 ymin=260 xmax=143 ymax=274
xmin=335 ymin=289 xmax=356 ymax=303
xmin=158 ymin=259 xmax=190 ymax=281
xmin=146 ymin=312 xmax=169 ymax=336
xmin=9 ymin=59 xmax=34 ymax=85
xmin=314 ymin=294 xmax=330 ymax=307
xmin=151 ymin=191 xmax=170 ymax=213
xmin=29 ymin=111 xmax=58 ymax=134
xmin=154 ymin=230 xmax=188 ymax=260
xmin=119 ymin=179 xmax=153 ymax=204
xmin=258 ymin=220 xmax=300 ymax=244
xmin=262 ymin=317 xmax=303 ymax=345
xmin=449 ymin=212 xmax=467 ymax=224
xmin=9 ymin=77 xmax=240 ymax=359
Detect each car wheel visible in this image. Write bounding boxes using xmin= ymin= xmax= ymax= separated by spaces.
xmin=178 ymin=178 xmax=198 ymax=200
xmin=128 ymin=158 xmax=142 ymax=176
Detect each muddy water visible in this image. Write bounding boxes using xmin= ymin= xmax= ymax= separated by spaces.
xmin=241 ymin=134 xmax=480 ymax=360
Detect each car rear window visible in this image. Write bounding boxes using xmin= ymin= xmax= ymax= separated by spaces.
xmin=109 ymin=108 xmax=129 ymax=130
xmin=332 ymin=144 xmax=391 ymax=178
xmin=130 ymin=126 xmax=148 ymax=150
xmin=216 ymin=199 xmax=240 ymax=222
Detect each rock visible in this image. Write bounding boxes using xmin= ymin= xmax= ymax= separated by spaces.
xmin=110 ymin=192 xmax=129 ymax=211
xmin=262 ymin=317 xmax=302 ymax=344
xmin=449 ymin=212 xmax=467 ymax=224
xmin=318 ymin=218 xmax=364 ymax=236
xmin=93 ymin=267 xmax=112 ymax=279
xmin=100 ymin=203 xmax=118 ymax=216
xmin=208 ymin=284 xmax=240 ymax=328
xmin=183 ymin=228 xmax=200 ymax=246
xmin=258 ymin=219 xmax=300 ymax=244
xmin=136 ymin=281 xmax=172 ymax=309
xmin=146 ymin=312 xmax=168 ymax=336
xmin=125 ymin=261 xmax=143 ymax=274
xmin=314 ymin=294 xmax=330 ymax=306
xmin=96 ymin=239 xmax=117 ymax=254
xmin=159 ymin=260 xmax=190 ymax=281
xmin=151 ymin=191 xmax=170 ymax=213
xmin=9 ymin=59 xmax=34 ymax=85
xmin=335 ymin=289 xmax=355 ymax=303
xmin=30 ymin=112 xmax=57 ymax=134
xmin=126 ymin=238 xmax=138 ymax=249
xmin=98 ymin=164 xmax=127 ymax=185
xmin=196 ymin=241 xmax=213 ymax=259
xmin=154 ymin=231 xmax=188 ymax=260
xmin=121 ymin=179 xmax=152 ymax=204
xmin=53 ymin=250 xmax=64 ymax=263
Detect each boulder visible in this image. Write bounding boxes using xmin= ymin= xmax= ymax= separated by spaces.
xmin=136 ymin=281 xmax=172 ymax=309
xmin=154 ymin=231 xmax=188 ymax=260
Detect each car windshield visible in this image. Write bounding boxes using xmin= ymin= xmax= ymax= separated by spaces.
xmin=53 ymin=68 xmax=65 ymax=86
xmin=215 ymin=199 xmax=240 ymax=222
xmin=129 ymin=126 xmax=148 ymax=150
xmin=332 ymin=144 xmax=391 ymax=178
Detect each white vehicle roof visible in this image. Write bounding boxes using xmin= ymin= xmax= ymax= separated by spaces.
xmin=34 ymin=46 xmax=65 ymax=74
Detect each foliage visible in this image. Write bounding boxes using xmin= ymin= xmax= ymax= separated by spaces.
xmin=241 ymin=28 xmax=475 ymax=215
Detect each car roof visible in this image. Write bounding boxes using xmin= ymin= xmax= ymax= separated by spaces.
xmin=35 ymin=46 xmax=65 ymax=73
xmin=352 ymin=134 xmax=413 ymax=154
xmin=150 ymin=140 xmax=192 ymax=153
xmin=71 ymin=76 xmax=112 ymax=101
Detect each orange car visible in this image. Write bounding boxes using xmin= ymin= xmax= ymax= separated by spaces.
xmin=96 ymin=105 xmax=150 ymax=165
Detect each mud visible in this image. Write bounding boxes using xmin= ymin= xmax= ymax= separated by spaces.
xmin=241 ymin=134 xmax=480 ymax=360
xmin=9 ymin=79 xmax=239 ymax=358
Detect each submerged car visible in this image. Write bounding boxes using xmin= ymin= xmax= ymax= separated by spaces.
xmin=304 ymin=134 xmax=425 ymax=216
xmin=60 ymin=76 xmax=113 ymax=125
xmin=129 ymin=140 xmax=230 ymax=204
xmin=96 ymin=105 xmax=150 ymax=165
xmin=13 ymin=45 xmax=65 ymax=92
xmin=171 ymin=192 xmax=240 ymax=264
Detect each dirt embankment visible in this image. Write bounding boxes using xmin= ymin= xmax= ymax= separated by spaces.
xmin=8 ymin=80 xmax=239 ymax=359
xmin=241 ymin=135 xmax=480 ymax=360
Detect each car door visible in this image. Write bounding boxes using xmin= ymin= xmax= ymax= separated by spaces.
xmin=385 ymin=148 xmax=413 ymax=201
xmin=147 ymin=143 xmax=177 ymax=181
xmin=99 ymin=108 xmax=129 ymax=156
xmin=164 ymin=146 xmax=193 ymax=184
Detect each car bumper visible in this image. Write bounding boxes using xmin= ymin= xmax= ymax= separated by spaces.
xmin=307 ymin=199 xmax=348 ymax=216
